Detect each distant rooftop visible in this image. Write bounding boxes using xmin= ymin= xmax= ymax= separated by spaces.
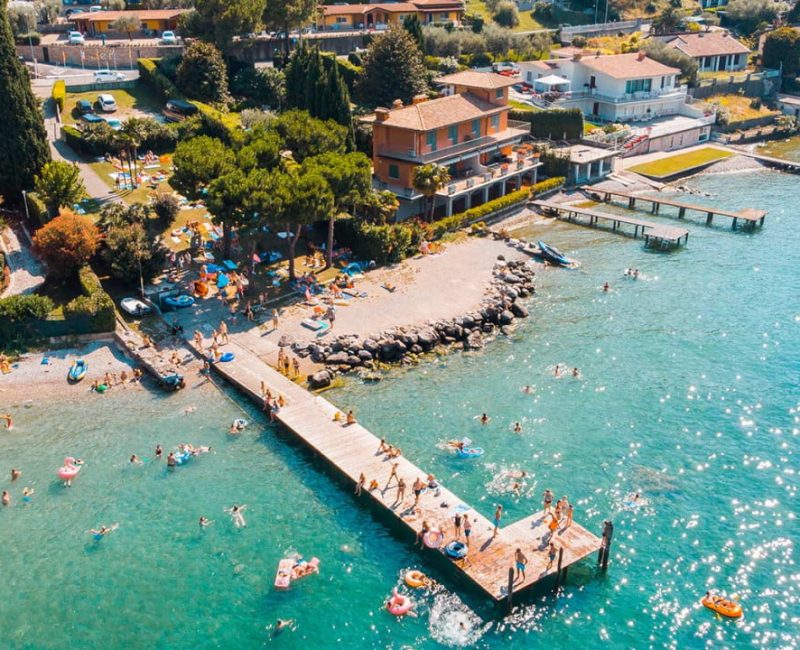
xmin=374 ymin=93 xmax=505 ymax=130
xmin=664 ymin=31 xmax=751 ymax=58
xmin=434 ymin=70 xmax=519 ymax=90
xmin=70 ymin=9 xmax=188 ymax=22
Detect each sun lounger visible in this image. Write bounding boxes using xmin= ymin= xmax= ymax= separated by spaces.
xmin=302 ymin=319 xmax=329 ymax=332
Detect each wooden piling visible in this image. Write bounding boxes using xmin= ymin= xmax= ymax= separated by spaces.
xmin=554 ymin=547 xmax=565 ymax=592
xmin=507 ymin=567 xmax=515 ymax=613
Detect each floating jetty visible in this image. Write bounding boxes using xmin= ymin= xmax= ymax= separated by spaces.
xmin=530 ymin=200 xmax=689 ymax=248
xmin=188 ymin=337 xmax=608 ymax=606
xmin=591 ymin=189 xmax=767 ymax=230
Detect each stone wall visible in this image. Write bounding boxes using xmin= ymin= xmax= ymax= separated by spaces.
xmin=17 ymin=43 xmax=183 ymax=69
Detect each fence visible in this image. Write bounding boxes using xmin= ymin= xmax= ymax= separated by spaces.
xmin=690 ymin=69 xmax=782 ymax=100
xmin=65 ymin=79 xmax=139 ymax=93
xmin=560 ymin=19 xmax=645 ymax=44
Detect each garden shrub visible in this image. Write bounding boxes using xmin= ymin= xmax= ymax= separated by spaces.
xmin=52 ymin=79 xmax=66 ymax=112
xmin=62 ymin=266 xmax=116 ymax=333
xmin=137 ymin=58 xmax=184 ymax=102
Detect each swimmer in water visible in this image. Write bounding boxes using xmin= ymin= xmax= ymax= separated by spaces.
xmin=513 ymin=422 xmax=522 ymax=433
xmin=225 ymin=504 xmax=247 ymax=528
xmin=571 ymin=367 xmax=580 ymax=378
xmin=22 ymin=487 xmax=33 ymax=503
xmin=603 ymin=282 xmax=610 ymax=292
xmin=2 ymin=490 xmax=10 ymax=506
xmin=89 ymin=524 xmax=118 ymax=539
xmin=11 ymin=468 xmax=21 ymax=481
xmin=155 ymin=445 xmax=163 ymax=459
xmin=130 ymin=454 xmax=142 ymax=464
xmin=554 ymin=364 xmax=562 ymax=378
xmin=2 ymin=413 xmax=12 ymax=429
xmin=199 ymin=516 xmax=212 ymax=528
xmin=480 ymin=413 xmax=489 ymax=425
xmin=522 ymin=385 xmax=534 ymax=394
xmin=272 ymin=619 xmax=294 ymax=636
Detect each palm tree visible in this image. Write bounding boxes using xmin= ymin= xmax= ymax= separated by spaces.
xmin=119 ymin=119 xmax=148 ymax=188
xmin=412 ymin=163 xmax=451 ymax=221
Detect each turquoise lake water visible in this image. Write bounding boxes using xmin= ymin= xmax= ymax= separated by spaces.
xmin=1 ymin=168 xmax=799 ymax=649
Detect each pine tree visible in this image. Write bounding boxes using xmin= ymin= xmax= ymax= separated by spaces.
xmin=0 ymin=0 xmax=50 ymax=204
xmin=403 ymin=14 xmax=424 ymax=51
xmin=285 ymin=41 xmax=309 ymax=109
xmin=325 ymin=62 xmax=355 ymax=151
xmin=358 ymin=24 xmax=428 ymax=108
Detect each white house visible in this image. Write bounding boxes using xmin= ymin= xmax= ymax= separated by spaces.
xmin=661 ymin=31 xmax=751 ymax=72
xmin=519 ymin=51 xmax=688 ymax=123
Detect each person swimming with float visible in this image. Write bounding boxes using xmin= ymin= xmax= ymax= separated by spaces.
xmin=225 ymin=504 xmax=247 ymax=528
xmin=89 ymin=524 xmax=119 ymax=540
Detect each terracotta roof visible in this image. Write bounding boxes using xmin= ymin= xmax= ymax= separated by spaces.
xmin=375 ymin=92 xmax=505 ymax=130
xmin=71 ymin=9 xmax=188 ymax=22
xmin=434 ymin=71 xmax=519 ymax=89
xmin=666 ymin=32 xmax=751 ymax=58
xmin=524 ymin=60 xmax=563 ymax=72
xmin=551 ymin=46 xmax=590 ymax=59
xmin=320 ymin=1 xmax=462 ymax=16
xmin=321 ymin=3 xmax=417 ymax=16
xmin=580 ymin=53 xmax=679 ymax=79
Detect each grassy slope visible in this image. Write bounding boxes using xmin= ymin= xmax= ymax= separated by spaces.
xmin=629 ymin=148 xmax=733 ymax=178
xmin=63 ymin=85 xmax=162 ymax=126
xmin=701 ymin=94 xmax=779 ymax=123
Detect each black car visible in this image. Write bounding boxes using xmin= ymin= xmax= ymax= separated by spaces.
xmin=76 ymin=99 xmax=94 ymax=115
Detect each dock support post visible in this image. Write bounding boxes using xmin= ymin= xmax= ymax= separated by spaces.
xmin=506 ymin=567 xmax=515 ymax=613
xmin=628 ymin=197 xmax=634 ymax=209
xmin=651 ymin=202 xmax=656 ymax=214
xmin=598 ymin=520 xmax=614 ymax=571
xmin=554 ymin=547 xmax=565 ymax=593
xmin=678 ymin=207 xmax=685 ymax=218
xmin=731 ymin=217 xmax=737 ymax=231
xmin=613 ymin=220 xmax=617 ymax=232
xmin=706 ymin=212 xmax=713 ymax=225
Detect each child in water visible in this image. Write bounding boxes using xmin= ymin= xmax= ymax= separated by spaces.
xmin=225 ymin=504 xmax=247 ymax=528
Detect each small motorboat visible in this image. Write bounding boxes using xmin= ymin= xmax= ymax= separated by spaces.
xmin=702 ymin=594 xmax=743 ymax=619
xmin=120 ymin=297 xmax=151 ymax=316
xmin=163 ymin=295 xmax=195 ymax=309
xmin=68 ymin=360 xmax=87 ymax=383
xmin=159 ymin=373 xmax=185 ymax=391
xmin=537 ymin=241 xmax=573 ymax=267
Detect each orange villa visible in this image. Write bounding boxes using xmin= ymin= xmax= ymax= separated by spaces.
xmin=316 ymin=1 xmax=464 ymax=31
xmin=370 ymin=71 xmax=539 ymax=219
xmin=70 ymin=9 xmax=188 ymax=36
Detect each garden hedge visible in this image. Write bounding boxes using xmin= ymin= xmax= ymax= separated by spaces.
xmin=52 ymin=79 xmax=66 ymax=113
xmin=511 ymin=108 xmax=584 ymax=141
xmin=62 ymin=266 xmax=116 ymax=333
xmin=0 ymin=294 xmax=55 ymax=347
xmin=137 ymin=58 xmax=184 ymax=103
xmin=25 ymin=192 xmax=48 ymax=226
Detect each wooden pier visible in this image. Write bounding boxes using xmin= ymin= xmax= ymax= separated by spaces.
xmin=188 ymin=336 xmax=606 ymax=604
xmin=592 ymin=189 xmax=767 ymax=230
xmin=530 ymin=200 xmax=690 ymax=248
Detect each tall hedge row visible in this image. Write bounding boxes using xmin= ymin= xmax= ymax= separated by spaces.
xmin=62 ymin=265 xmax=116 ymax=333
xmin=511 ymin=108 xmax=584 ymax=141
xmin=52 ymin=79 xmax=66 ymax=112
xmin=137 ymin=58 xmax=184 ymax=102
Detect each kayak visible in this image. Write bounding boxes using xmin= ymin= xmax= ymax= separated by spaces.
xmin=702 ymin=595 xmax=742 ymax=619
xmin=164 ymin=295 xmax=194 ymax=309
xmin=68 ymin=360 xmax=87 ymax=383
xmin=537 ymin=241 xmax=573 ymax=267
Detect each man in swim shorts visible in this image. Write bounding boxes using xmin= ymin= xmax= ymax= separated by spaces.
xmin=514 ymin=548 xmax=528 ymax=581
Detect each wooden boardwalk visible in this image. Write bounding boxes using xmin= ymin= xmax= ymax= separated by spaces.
xmin=189 ymin=336 xmax=605 ymax=603
xmin=592 ymin=189 xmax=767 ymax=230
xmin=531 ymin=200 xmax=690 ymax=248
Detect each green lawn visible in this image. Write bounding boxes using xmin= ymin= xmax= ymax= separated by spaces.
xmin=628 ymin=148 xmax=733 ymax=178
xmin=509 ymin=99 xmax=540 ymax=111
xmin=63 ymin=85 xmax=163 ymax=125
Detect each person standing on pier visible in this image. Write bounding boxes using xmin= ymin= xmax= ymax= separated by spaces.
xmin=413 ymin=477 xmax=425 ymax=507
xmin=396 ymin=478 xmax=406 ymax=505
xmin=385 ymin=462 xmax=399 ymax=489
xmin=219 ymin=321 xmax=229 ymax=344
xmin=463 ymin=515 xmax=472 ymax=546
xmin=543 ymin=489 xmax=554 ymax=513
xmin=546 ymin=542 xmax=557 ymax=571
xmin=514 ymin=548 xmax=528 ymax=581
xmin=453 ymin=512 xmax=463 ymax=540
xmin=355 ymin=473 xmax=365 ymax=496
xmin=493 ymin=505 xmax=503 ymax=537
xmin=292 ymin=357 xmax=300 ymax=378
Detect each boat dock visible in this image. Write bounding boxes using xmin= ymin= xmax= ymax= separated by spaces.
xmin=530 ymin=200 xmax=690 ymax=248
xmin=592 ymin=189 xmax=767 ymax=230
xmin=188 ymin=336 xmax=607 ymax=605
xmin=114 ymin=320 xmax=186 ymax=390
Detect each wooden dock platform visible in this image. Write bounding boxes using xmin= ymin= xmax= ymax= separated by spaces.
xmin=592 ymin=189 xmax=767 ymax=230
xmin=188 ymin=336 xmax=605 ymax=604
xmin=531 ymin=200 xmax=690 ymax=248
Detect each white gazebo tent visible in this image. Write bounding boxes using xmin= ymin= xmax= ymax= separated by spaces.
xmin=533 ymin=74 xmax=571 ymax=93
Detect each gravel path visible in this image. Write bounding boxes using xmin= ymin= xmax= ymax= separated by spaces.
xmin=1 ymin=224 xmax=45 ymax=298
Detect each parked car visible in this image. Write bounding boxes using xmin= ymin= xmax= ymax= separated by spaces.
xmin=76 ymin=99 xmax=93 ymax=115
xmin=94 ymin=69 xmax=125 ymax=83
xmin=162 ymin=99 xmax=198 ymax=122
xmin=81 ymin=113 xmax=105 ymax=125
xmin=97 ymin=94 xmax=117 ymax=112
xmin=89 ymin=5 xmax=104 ymax=12
xmin=68 ymin=31 xmax=85 ymax=45
xmin=161 ymin=30 xmax=177 ymax=44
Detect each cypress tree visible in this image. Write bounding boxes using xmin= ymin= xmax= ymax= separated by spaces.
xmin=0 ymin=0 xmax=50 ymax=203
xmin=325 ymin=62 xmax=355 ymax=151
xmin=285 ymin=41 xmax=310 ymax=109
xmin=403 ymin=14 xmax=424 ymax=51
xmin=304 ymin=48 xmax=325 ymax=119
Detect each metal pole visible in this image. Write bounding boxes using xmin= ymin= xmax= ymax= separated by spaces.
xmin=21 ymin=190 xmax=31 ymax=224
xmin=506 ymin=567 xmax=515 ymax=613
xmin=602 ymin=520 xmax=614 ymax=571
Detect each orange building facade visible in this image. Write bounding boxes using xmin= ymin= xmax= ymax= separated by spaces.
xmin=370 ymin=72 xmax=540 ymax=219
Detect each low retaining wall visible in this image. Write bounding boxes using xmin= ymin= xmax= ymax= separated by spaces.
xmin=17 ymin=43 xmax=183 ymax=69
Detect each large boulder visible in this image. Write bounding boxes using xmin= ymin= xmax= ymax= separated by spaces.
xmin=308 ymin=370 xmax=332 ymax=389
xmin=464 ymin=331 xmax=484 ymax=350
xmin=362 ymin=338 xmax=380 ymax=354
xmin=325 ymin=351 xmax=349 ymax=365
xmin=417 ymin=328 xmax=439 ymax=350
xmin=357 ymin=349 xmax=373 ymax=362
xmin=499 ymin=310 xmax=515 ymax=325
xmin=511 ymin=301 xmax=529 ymax=318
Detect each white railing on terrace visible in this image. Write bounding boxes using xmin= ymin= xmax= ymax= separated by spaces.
xmin=438 ymin=156 xmax=542 ymax=197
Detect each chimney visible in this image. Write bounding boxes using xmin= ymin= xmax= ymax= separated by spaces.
xmin=637 ymin=51 xmax=646 ymax=61
xmin=412 ymin=94 xmax=428 ymax=105
xmin=375 ymin=107 xmax=390 ymax=122
xmin=392 ymin=99 xmax=404 ymax=109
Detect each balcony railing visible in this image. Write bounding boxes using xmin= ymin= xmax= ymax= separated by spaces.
xmin=378 ymin=122 xmax=530 ymax=164
xmin=437 ymin=155 xmax=542 ymax=197
xmin=535 ymin=85 xmax=688 ymax=107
